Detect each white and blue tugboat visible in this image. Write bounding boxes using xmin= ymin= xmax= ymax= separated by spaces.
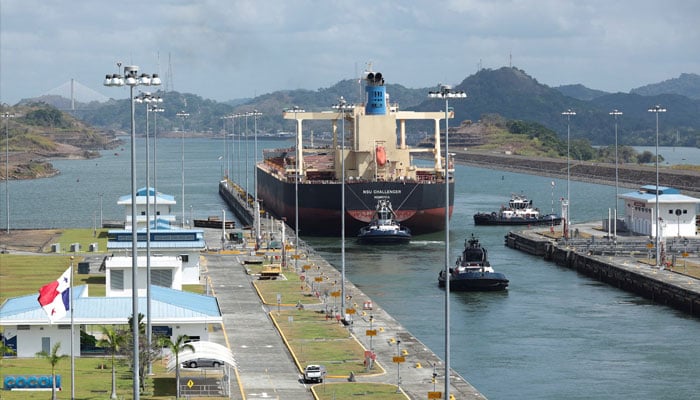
xmin=357 ymin=200 xmax=411 ymax=244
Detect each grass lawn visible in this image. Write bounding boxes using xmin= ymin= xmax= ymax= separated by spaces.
xmin=0 ymin=355 xmax=230 ymax=399
xmin=313 ymin=383 xmax=407 ymax=399
xmin=273 ymin=308 xmax=384 ymax=379
xmin=49 ymin=228 xmax=110 ymax=254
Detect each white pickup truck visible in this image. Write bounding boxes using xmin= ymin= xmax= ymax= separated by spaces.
xmin=303 ymin=364 xmax=326 ymax=383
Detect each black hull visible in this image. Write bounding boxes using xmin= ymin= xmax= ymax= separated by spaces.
xmin=438 ymin=272 xmax=509 ymax=291
xmin=357 ymin=232 xmax=411 ymax=245
xmin=257 ymin=166 xmax=454 ymax=236
xmin=473 ymin=213 xmax=562 ymax=226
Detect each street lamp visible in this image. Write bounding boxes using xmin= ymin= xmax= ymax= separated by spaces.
xmin=609 ymin=109 xmax=623 ymax=237
xmin=250 ymin=110 xmax=263 ymax=248
xmin=150 ymin=103 xmax=164 ymax=225
xmin=333 ymin=97 xmax=352 ymax=319
xmin=396 ymin=339 xmax=402 ymax=393
xmin=176 ymin=111 xmax=189 ymax=227
xmin=2 ymin=112 xmax=15 ymax=234
xmin=104 ymin=64 xmax=161 ymax=400
xmin=428 ymin=84 xmax=466 ymax=400
xmin=648 ymin=104 xmax=666 ymax=267
xmin=134 ymin=92 xmax=163 ymax=375
xmin=288 ymin=106 xmax=305 ymax=273
xmin=561 ymin=109 xmax=576 ymax=239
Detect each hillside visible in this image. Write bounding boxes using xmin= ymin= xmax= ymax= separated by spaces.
xmin=22 ymin=66 xmax=700 ymax=152
xmin=1 ymin=103 xmax=120 ymax=179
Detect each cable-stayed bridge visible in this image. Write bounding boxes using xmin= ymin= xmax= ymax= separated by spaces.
xmin=38 ymin=79 xmax=111 ymax=110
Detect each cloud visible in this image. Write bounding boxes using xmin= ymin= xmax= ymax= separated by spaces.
xmin=1 ymin=0 xmax=698 ymax=104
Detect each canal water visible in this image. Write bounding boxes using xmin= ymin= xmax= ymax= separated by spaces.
xmin=5 ymin=137 xmax=700 ymax=399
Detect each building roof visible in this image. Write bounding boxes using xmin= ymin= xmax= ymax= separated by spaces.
xmin=0 ymin=285 xmax=221 ymax=326
xmin=118 ymin=187 xmax=177 ymax=205
xmin=619 ymin=186 xmax=700 ymax=204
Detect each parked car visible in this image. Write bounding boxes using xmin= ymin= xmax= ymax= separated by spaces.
xmin=303 ymin=364 xmax=326 ymax=383
xmin=182 ymin=358 xmax=223 ymax=368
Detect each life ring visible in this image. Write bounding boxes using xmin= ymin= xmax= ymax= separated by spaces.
xmin=376 ymin=145 xmax=387 ymax=166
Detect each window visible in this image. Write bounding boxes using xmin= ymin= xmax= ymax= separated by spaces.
xmin=152 ymin=269 xmax=172 ymax=288
xmin=111 ymin=270 xmax=124 ymax=290
xmin=180 ymin=254 xmax=189 ymax=262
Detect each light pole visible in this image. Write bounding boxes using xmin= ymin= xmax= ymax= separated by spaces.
xmin=333 ymin=97 xmax=352 ymax=319
xmin=104 ymin=64 xmax=161 ymax=400
xmin=609 ymin=109 xmax=623 ymax=237
xmin=98 ymin=192 xmax=103 ymax=228
xmin=250 ymin=110 xmax=263 ymax=248
xmin=150 ymin=103 xmax=164 ymax=226
xmin=236 ymin=113 xmax=243 ymax=186
xmin=289 ymin=106 xmax=305 ymax=272
xmin=648 ymin=104 xmax=666 ymax=267
xmin=396 ymin=339 xmax=402 ymax=393
xmin=3 ymin=112 xmax=15 ymax=234
xmin=176 ymin=111 xmax=189 ymax=227
xmin=135 ymin=92 xmax=162 ymax=375
xmin=428 ymin=84 xmax=466 ymax=400
xmin=561 ymin=109 xmax=576 ymax=238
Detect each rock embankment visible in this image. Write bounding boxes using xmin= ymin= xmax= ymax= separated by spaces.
xmin=453 ymin=150 xmax=700 ymax=197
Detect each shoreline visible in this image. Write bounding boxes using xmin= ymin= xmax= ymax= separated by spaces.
xmin=450 ymin=149 xmax=700 ymax=197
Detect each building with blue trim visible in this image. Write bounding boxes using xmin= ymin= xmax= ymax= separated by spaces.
xmin=619 ymin=185 xmax=700 ymax=237
xmin=0 ymin=286 xmax=222 ymax=358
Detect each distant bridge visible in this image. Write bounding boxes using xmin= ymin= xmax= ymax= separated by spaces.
xmin=40 ymin=79 xmax=111 ymax=110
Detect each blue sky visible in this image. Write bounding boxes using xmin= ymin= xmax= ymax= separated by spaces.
xmin=1 ymin=0 xmax=699 ymax=104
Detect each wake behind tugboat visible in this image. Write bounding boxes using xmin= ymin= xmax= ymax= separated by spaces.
xmin=473 ymin=193 xmax=562 ymax=226
xmin=438 ymin=234 xmax=509 ymax=291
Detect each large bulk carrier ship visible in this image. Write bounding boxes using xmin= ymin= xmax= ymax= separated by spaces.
xmin=256 ymin=72 xmax=455 ymax=236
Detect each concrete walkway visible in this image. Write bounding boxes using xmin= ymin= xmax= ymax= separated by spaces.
xmin=200 ymin=228 xmax=487 ymax=400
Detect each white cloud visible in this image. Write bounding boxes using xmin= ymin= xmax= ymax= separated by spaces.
xmin=1 ymin=0 xmax=698 ymax=104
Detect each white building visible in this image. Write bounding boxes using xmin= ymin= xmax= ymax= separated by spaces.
xmin=0 ymin=286 xmax=222 ymax=358
xmin=108 ymin=187 xmax=206 ymax=285
xmin=619 ymin=185 xmax=700 ymax=237
xmin=118 ymin=187 xmax=177 ymax=229
xmin=106 ymin=229 xmax=205 ymax=285
xmin=104 ymin=255 xmax=183 ymax=297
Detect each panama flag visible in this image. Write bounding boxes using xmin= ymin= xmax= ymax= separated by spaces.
xmin=37 ymin=267 xmax=72 ymax=323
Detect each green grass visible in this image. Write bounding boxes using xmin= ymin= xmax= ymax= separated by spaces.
xmin=0 ymin=354 xmax=227 ymax=399
xmin=273 ymin=308 xmax=381 ymax=379
xmin=313 ymin=383 xmax=407 ymax=399
xmin=50 ymin=228 xmax=110 ymax=254
xmin=0 ymin=254 xmax=83 ymax=303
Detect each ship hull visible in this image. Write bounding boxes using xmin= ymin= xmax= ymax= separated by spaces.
xmin=257 ymin=166 xmax=454 ymax=236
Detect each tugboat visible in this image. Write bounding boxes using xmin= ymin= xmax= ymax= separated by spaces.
xmin=357 ymin=200 xmax=411 ymax=244
xmin=473 ymin=193 xmax=562 ymax=226
xmin=438 ymin=234 xmax=509 ymax=291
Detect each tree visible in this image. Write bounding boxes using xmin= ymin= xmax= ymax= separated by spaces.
xmin=0 ymin=341 xmax=16 ymax=359
xmin=36 ymin=342 xmax=67 ymax=400
xmin=97 ymin=325 xmax=127 ymax=399
xmin=159 ymin=335 xmax=195 ymax=399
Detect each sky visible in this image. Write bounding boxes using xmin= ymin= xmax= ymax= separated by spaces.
xmin=1 ymin=0 xmax=699 ymax=105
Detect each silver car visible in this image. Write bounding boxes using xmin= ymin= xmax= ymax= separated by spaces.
xmin=182 ymin=358 xmax=223 ymax=368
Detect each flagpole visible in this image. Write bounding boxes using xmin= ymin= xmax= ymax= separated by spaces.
xmin=70 ymin=256 xmax=75 ymax=400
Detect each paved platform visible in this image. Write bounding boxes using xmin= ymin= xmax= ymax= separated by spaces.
xmin=200 ymin=228 xmax=487 ymax=399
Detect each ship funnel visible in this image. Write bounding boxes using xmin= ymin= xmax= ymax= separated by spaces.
xmin=365 ymin=71 xmax=387 ymax=115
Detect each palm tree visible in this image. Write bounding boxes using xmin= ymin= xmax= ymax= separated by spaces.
xmin=0 ymin=341 xmax=16 ymax=359
xmin=36 ymin=342 xmax=67 ymax=400
xmin=159 ymin=335 xmax=194 ymax=399
xmin=97 ymin=325 xmax=126 ymax=399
